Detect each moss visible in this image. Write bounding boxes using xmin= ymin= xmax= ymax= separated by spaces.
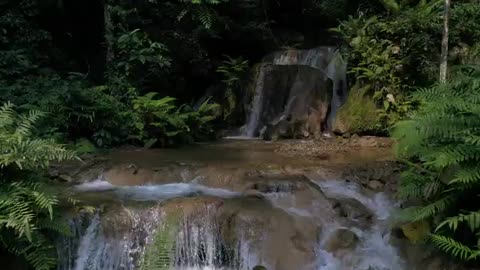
xmin=335 ymin=84 xmax=385 ymax=135
xmin=401 ymin=220 xmax=430 ymax=244
xmin=74 ymin=138 xmax=97 ymax=154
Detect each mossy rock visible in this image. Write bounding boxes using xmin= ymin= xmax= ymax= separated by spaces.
xmin=334 ymin=84 xmax=384 ymax=135
xmin=253 ymin=266 xmax=268 ymax=270
xmin=74 ymin=138 xmax=97 ymax=154
xmin=401 ymin=220 xmax=430 ymax=244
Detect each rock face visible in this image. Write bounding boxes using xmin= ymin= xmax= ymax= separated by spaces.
xmin=247 ymin=64 xmax=331 ymax=139
xmin=243 ymin=47 xmax=347 ymax=139
xmin=324 ymin=228 xmax=359 ymax=253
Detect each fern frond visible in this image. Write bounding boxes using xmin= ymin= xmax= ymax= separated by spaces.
xmin=403 ymin=195 xmax=456 ymax=222
xmin=437 ymin=211 xmax=480 ymax=232
xmin=450 ymin=167 xmax=480 ymax=185
xmin=430 ymin=234 xmax=476 ymax=261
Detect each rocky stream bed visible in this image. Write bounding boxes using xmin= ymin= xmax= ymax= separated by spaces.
xmin=52 ymin=138 xmax=465 ymax=270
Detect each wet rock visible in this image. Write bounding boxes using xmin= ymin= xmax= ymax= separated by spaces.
xmin=243 ymin=190 xmax=265 ymax=199
xmin=332 ymin=198 xmax=373 ymax=226
xmin=58 ymin=174 xmax=73 ymax=182
xmin=253 ymin=266 xmax=268 ymax=270
xmin=127 ymin=163 xmax=138 ymax=174
xmin=48 ymin=167 xmax=60 ymax=177
xmin=367 ymin=180 xmax=384 ymax=191
xmin=324 ymin=228 xmax=359 ymax=252
xmin=246 ymin=64 xmax=333 ymax=139
xmin=333 ymin=118 xmax=348 ymax=135
xmin=243 ymin=174 xmax=311 ymax=194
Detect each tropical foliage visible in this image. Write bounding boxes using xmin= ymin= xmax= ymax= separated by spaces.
xmin=394 ymin=67 xmax=480 ymax=262
xmin=2 ymin=0 xmax=480 ymax=267
xmin=335 ymin=0 xmax=480 ymax=132
xmin=131 ymin=93 xmax=220 ymax=147
xmin=216 ymin=56 xmax=249 ymax=120
xmin=0 ymin=102 xmax=76 ymax=269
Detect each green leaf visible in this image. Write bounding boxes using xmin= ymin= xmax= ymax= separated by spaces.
xmin=144 ymin=138 xmax=157 ymax=149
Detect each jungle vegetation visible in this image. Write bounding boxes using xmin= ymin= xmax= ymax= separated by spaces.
xmin=1 ymin=0 xmax=480 ymax=268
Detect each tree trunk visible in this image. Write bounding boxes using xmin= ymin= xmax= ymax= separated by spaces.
xmin=104 ymin=0 xmax=114 ymax=65
xmin=439 ymin=0 xmax=451 ymax=83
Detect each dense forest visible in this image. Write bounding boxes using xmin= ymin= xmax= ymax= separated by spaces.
xmin=2 ymin=0 xmax=480 ymax=269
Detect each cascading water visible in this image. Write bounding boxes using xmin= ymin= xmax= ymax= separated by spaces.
xmin=56 ymin=140 xmax=417 ymax=270
xmin=244 ymin=65 xmax=267 ymax=138
xmin=242 ymin=47 xmax=347 ymax=137
xmin=59 ymin=176 xmax=410 ymax=270
xmin=58 ymin=206 xmax=165 ymax=270
xmin=313 ymin=180 xmax=405 ymax=270
xmin=58 ymin=182 xmax=262 ymax=270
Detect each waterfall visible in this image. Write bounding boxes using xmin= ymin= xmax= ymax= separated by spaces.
xmin=58 ymin=207 xmax=164 ymax=270
xmin=244 ymin=65 xmax=267 ymax=137
xmin=313 ymin=180 xmax=405 ymax=270
xmin=57 ymin=188 xmax=260 ymax=270
xmin=242 ymin=47 xmax=347 ymax=137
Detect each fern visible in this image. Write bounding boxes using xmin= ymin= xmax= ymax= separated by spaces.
xmin=394 ymin=69 xmax=480 ymax=262
xmin=141 ymin=212 xmax=180 ymax=270
xmin=437 ymin=211 xmax=480 ymax=232
xmin=0 ymin=103 xmax=77 ymax=270
xmin=430 ymin=234 xmax=477 ymax=261
xmin=132 ymin=93 xmax=219 ymax=146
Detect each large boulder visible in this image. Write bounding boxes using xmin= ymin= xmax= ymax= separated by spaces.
xmin=248 ymin=64 xmax=331 ymax=140
xmin=244 ymin=47 xmax=347 ymax=139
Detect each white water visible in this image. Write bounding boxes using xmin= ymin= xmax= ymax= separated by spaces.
xmin=58 ymin=205 xmax=259 ymax=270
xmin=73 ymin=214 xmax=101 ymax=270
xmin=244 ymin=65 xmax=267 ymax=137
xmin=74 ymin=180 xmax=240 ymax=201
xmin=62 ymin=177 xmax=405 ymax=270
xmin=314 ymin=180 xmax=405 ymax=270
xmin=59 ymin=207 xmax=164 ymax=270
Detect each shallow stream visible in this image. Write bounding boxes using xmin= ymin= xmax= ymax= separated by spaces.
xmin=56 ymin=139 xmax=419 ymax=270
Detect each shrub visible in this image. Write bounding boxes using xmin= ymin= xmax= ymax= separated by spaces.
xmin=132 ymin=93 xmax=220 ymax=147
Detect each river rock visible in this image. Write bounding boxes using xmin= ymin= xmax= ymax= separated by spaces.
xmin=243 ymin=173 xmax=310 ymax=193
xmin=58 ymin=174 xmax=73 ymax=182
xmin=332 ymin=198 xmax=373 ymax=226
xmin=324 ymin=228 xmax=359 ymax=253
xmin=367 ymin=180 xmax=385 ymax=190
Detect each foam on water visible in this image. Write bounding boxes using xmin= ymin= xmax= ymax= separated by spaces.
xmin=313 ymin=180 xmax=405 ymax=270
xmin=315 ymin=180 xmax=392 ymax=220
xmin=74 ymin=180 xmax=240 ymax=202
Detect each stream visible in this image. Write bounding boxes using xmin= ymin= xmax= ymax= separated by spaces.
xmin=55 ymin=139 xmax=423 ymax=270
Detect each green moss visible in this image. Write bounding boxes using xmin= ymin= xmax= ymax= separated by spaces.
xmin=74 ymin=138 xmax=97 ymax=154
xmin=401 ymin=221 xmax=430 ymax=244
xmin=335 ymin=84 xmax=385 ymax=135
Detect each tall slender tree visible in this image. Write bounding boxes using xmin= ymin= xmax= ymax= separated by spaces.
xmin=439 ymin=0 xmax=451 ymax=83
